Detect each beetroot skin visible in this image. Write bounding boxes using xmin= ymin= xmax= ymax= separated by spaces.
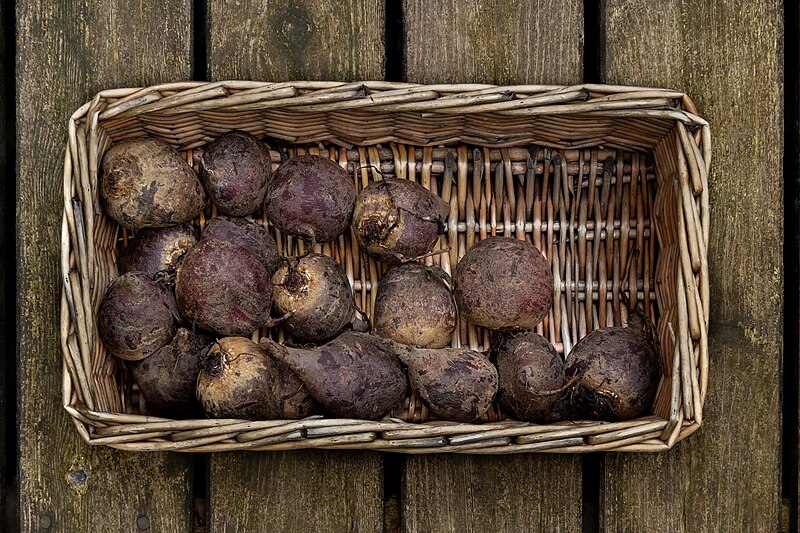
xmin=372 ymin=262 xmax=456 ymax=349
xmin=202 ymin=216 xmax=279 ymax=274
xmin=199 ymin=131 xmax=272 ymax=216
xmin=495 ymin=332 xmax=565 ymax=422
xmin=271 ymin=254 xmax=356 ymax=343
xmin=196 ymin=337 xmax=283 ymax=420
xmin=118 ymin=223 xmax=198 ymax=276
xmin=564 ymin=326 xmax=660 ymax=421
xmin=264 ymin=155 xmax=355 ymax=243
xmin=175 ymin=239 xmax=272 ymax=336
xmin=352 ymin=178 xmax=449 ymax=263
xmin=396 ymin=346 xmax=498 ymax=422
xmin=97 ymin=271 xmax=178 ymax=361
xmin=261 ymin=332 xmax=407 ymax=420
xmin=455 ymin=237 xmax=553 ymax=330
xmin=100 ymin=137 xmax=206 ymax=230
xmin=130 ymin=327 xmax=212 ymax=418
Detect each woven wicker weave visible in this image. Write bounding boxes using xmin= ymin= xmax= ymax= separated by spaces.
xmin=61 ymin=81 xmax=710 ymax=453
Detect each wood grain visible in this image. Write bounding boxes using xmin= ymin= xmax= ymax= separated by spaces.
xmin=601 ymin=1 xmax=784 ymax=531
xmin=208 ymin=450 xmax=384 ymax=532
xmin=205 ymin=2 xmax=386 ymax=532
xmin=403 ymin=0 xmax=584 ymax=85
xmin=0 ymin=0 xmax=8 ymax=525
xmin=793 ymin=3 xmax=800 ymax=529
xmin=17 ymin=2 xmax=194 ymax=531
xmin=401 ymin=2 xmax=584 ymax=531
xmin=208 ymin=0 xmax=386 ymax=81
xmin=403 ymin=454 xmax=581 ymax=532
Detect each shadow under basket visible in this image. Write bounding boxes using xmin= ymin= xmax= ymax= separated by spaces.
xmin=61 ymin=81 xmax=710 ymax=453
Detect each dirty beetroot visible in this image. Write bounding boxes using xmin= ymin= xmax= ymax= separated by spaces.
xmin=455 ymin=236 xmax=553 ymax=330
xmin=494 ymin=331 xmax=565 ymax=423
xmin=352 ymin=178 xmax=449 ymax=263
xmin=97 ymin=271 xmax=178 ymax=361
xmin=397 ymin=345 xmax=498 ymax=422
xmin=264 ymin=155 xmax=355 ymax=244
xmin=260 ymin=331 xmax=407 ymax=420
xmin=564 ymin=323 xmax=661 ymax=421
xmin=199 ymin=130 xmax=273 ymax=216
xmin=130 ymin=327 xmax=212 ymax=418
xmin=196 ymin=337 xmax=284 ymax=420
xmin=175 ymin=238 xmax=272 ymax=337
xmin=100 ymin=137 xmax=206 ymax=230
xmin=372 ymin=262 xmax=457 ymax=349
xmin=272 ymin=253 xmax=359 ymax=343
xmin=196 ymin=337 xmax=318 ymax=420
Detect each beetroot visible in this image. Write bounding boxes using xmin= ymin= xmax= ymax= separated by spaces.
xmin=264 ymin=155 xmax=355 ymax=243
xmin=175 ymin=239 xmax=272 ymax=336
xmin=118 ymin=223 xmax=198 ymax=276
xmin=494 ymin=332 xmax=565 ymax=422
xmin=271 ymin=254 xmax=356 ymax=343
xmin=195 ymin=336 xmax=318 ymax=420
xmin=260 ymin=332 xmax=407 ymax=420
xmin=454 ymin=236 xmax=553 ymax=330
xmin=564 ymin=314 xmax=661 ymax=421
xmin=101 ymin=137 xmax=206 ymax=230
xmin=196 ymin=337 xmax=283 ymax=420
xmin=373 ymin=263 xmax=456 ymax=348
xmin=97 ymin=271 xmax=178 ymax=361
xmin=202 ymin=216 xmax=279 ymax=274
xmin=352 ymin=179 xmax=449 ymax=263
xmin=396 ymin=345 xmax=498 ymax=422
xmin=199 ymin=131 xmax=272 ymax=216
xmin=130 ymin=327 xmax=211 ymax=418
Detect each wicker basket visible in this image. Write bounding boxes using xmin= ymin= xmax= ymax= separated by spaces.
xmin=61 ymin=81 xmax=709 ymax=453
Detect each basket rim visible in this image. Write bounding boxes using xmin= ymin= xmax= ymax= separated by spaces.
xmin=71 ymin=80 xmax=708 ymax=126
xmin=60 ymin=80 xmax=711 ymax=454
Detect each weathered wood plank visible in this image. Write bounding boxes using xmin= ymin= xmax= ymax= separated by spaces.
xmin=404 ymin=0 xmax=584 ymax=85
xmin=208 ymin=0 xmax=386 ymax=81
xmin=403 ymin=454 xmax=581 ymax=532
xmin=205 ymin=2 xmax=386 ymax=532
xmin=793 ymin=3 xmax=800 ymax=530
xmin=208 ymin=450 xmax=384 ymax=532
xmin=0 ymin=0 xmax=9 ymax=525
xmin=789 ymin=4 xmax=800 ymax=531
xmin=17 ymin=2 xmax=195 ymax=531
xmin=600 ymin=1 xmax=783 ymax=531
xmin=401 ymin=2 xmax=584 ymax=532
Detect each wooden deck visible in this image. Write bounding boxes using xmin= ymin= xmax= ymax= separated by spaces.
xmin=7 ymin=1 xmax=794 ymax=531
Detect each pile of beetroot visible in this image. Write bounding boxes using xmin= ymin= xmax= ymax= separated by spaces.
xmin=97 ymin=132 xmax=661 ymax=424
